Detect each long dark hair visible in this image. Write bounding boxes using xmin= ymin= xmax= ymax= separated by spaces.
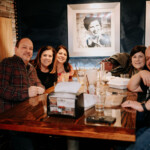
xmin=31 ymin=45 xmax=56 ymax=71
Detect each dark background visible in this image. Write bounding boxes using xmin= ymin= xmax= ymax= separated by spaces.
xmin=14 ymin=0 xmax=148 ymax=67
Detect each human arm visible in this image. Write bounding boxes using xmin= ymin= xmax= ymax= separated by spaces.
xmin=139 ymin=70 xmax=150 ymax=87
xmin=127 ymin=70 xmax=149 ymax=92
xmin=121 ymin=100 xmax=144 ymax=112
xmin=0 ymin=59 xmax=29 ymax=101
xmin=0 ymin=59 xmax=45 ymax=101
xmin=30 ymin=66 xmax=45 ymax=94
xmin=28 ymin=86 xmax=45 ymax=98
xmin=121 ymin=99 xmax=150 ymax=112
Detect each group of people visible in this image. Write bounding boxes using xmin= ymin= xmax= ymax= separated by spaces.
xmin=1 ymin=37 xmax=150 ymax=150
xmin=0 ymin=37 xmax=74 ymax=113
xmin=31 ymin=43 xmax=74 ymax=90
xmin=107 ymin=44 xmax=150 ymax=150
xmin=0 ymin=37 xmax=74 ymax=150
xmin=121 ymin=46 xmax=150 ymax=150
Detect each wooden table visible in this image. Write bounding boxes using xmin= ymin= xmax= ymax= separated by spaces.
xmin=0 ymin=86 xmax=137 ymax=142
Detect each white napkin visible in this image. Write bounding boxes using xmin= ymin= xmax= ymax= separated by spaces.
xmin=54 ymin=82 xmax=81 ymax=94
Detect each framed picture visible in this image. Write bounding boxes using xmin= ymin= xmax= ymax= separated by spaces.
xmin=67 ymin=3 xmax=120 ymax=57
xmin=145 ymin=1 xmax=150 ymax=47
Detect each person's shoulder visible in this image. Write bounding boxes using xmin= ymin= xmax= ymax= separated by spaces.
xmin=1 ymin=55 xmax=16 ymax=64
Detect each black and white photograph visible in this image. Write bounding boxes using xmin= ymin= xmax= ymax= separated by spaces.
xmin=76 ymin=12 xmax=111 ymax=48
xmin=68 ymin=3 xmax=120 ymax=57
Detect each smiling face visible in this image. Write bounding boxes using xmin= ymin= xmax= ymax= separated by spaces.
xmin=88 ymin=20 xmax=101 ymax=37
xmin=56 ymin=48 xmax=67 ymax=64
xmin=15 ymin=38 xmax=33 ymax=65
xmin=40 ymin=50 xmax=53 ymax=68
xmin=131 ymin=51 xmax=145 ymax=71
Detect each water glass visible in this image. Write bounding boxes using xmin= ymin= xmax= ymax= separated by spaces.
xmin=77 ymin=70 xmax=85 ymax=85
xmin=95 ymin=92 xmax=106 ymax=112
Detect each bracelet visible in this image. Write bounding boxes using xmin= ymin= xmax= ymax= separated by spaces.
xmin=141 ymin=103 xmax=148 ymax=112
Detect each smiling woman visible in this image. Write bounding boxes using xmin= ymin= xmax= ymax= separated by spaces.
xmin=129 ymin=45 xmax=147 ymax=77
xmin=30 ymin=45 xmax=57 ymax=89
xmin=51 ymin=45 xmax=74 ymax=82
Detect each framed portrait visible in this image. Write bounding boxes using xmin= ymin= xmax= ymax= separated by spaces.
xmin=145 ymin=1 xmax=150 ymax=47
xmin=67 ymin=3 xmax=120 ymax=57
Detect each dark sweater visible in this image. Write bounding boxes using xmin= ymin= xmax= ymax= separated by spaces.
xmin=36 ymin=68 xmax=57 ymax=89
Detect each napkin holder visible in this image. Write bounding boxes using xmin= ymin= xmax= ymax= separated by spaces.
xmin=47 ymin=92 xmax=84 ymax=118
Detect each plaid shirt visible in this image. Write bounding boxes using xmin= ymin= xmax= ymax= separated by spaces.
xmin=0 ymin=55 xmax=44 ymax=113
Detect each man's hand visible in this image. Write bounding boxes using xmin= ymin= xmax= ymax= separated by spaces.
xmin=121 ymin=100 xmax=143 ymax=112
xmin=28 ymin=86 xmax=38 ymax=97
xmin=37 ymin=87 xmax=45 ymax=95
xmin=140 ymin=70 xmax=150 ymax=86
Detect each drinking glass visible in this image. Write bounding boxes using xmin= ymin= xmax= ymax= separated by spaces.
xmin=95 ymin=92 xmax=106 ymax=112
xmin=77 ymin=70 xmax=85 ymax=85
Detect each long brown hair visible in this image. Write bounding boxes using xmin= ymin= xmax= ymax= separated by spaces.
xmin=51 ymin=45 xmax=71 ymax=73
xmin=31 ymin=45 xmax=56 ymax=71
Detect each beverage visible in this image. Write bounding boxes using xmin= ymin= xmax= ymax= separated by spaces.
xmin=95 ymin=93 xmax=105 ymax=112
xmin=77 ymin=70 xmax=85 ymax=85
xmin=78 ymin=76 xmax=85 ymax=85
xmin=95 ymin=103 xmax=104 ymax=112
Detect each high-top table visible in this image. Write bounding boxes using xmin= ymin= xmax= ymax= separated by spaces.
xmin=0 ymin=85 xmax=137 ymax=142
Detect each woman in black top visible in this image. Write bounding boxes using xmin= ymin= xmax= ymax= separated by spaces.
xmin=31 ymin=46 xmax=57 ymax=89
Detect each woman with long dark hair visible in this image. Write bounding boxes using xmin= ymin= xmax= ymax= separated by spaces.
xmin=31 ymin=45 xmax=57 ymax=89
xmin=51 ymin=45 xmax=74 ymax=82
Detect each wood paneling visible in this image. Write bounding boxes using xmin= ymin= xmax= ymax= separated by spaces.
xmin=0 ymin=17 xmax=14 ymax=62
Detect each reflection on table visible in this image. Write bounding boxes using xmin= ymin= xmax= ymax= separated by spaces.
xmin=0 ymin=85 xmax=137 ymax=142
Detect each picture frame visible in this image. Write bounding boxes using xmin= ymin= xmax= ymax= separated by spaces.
xmin=145 ymin=1 xmax=150 ymax=47
xmin=67 ymin=3 xmax=120 ymax=57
